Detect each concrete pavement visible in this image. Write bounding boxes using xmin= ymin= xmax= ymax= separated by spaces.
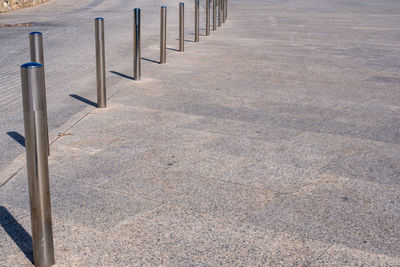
xmin=0 ymin=0 xmax=202 ymax=174
xmin=1 ymin=0 xmax=400 ymax=265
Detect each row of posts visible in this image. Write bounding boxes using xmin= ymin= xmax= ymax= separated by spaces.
xmin=135 ymin=0 xmax=227 ymax=79
xmin=20 ymin=0 xmax=228 ymax=266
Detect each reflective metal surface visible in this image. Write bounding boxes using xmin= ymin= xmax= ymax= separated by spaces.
xmin=21 ymin=62 xmax=55 ymax=267
xmin=218 ymin=0 xmax=222 ymax=26
xmin=133 ymin=8 xmax=141 ymax=80
xmin=179 ymin=2 xmax=184 ymax=52
xmin=95 ymin=18 xmax=106 ymax=108
xmin=160 ymin=6 xmax=167 ymax=64
xmin=29 ymin=32 xmax=50 ymax=156
xmin=222 ymin=0 xmax=225 ymax=23
xmin=206 ymin=0 xmax=210 ymax=36
xmin=195 ymin=0 xmax=199 ymax=42
xmin=212 ymin=0 xmax=216 ymax=31
xmin=29 ymin=32 xmax=44 ymax=64
xmin=225 ymin=0 xmax=228 ymax=21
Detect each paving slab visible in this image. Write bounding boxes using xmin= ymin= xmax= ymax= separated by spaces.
xmin=108 ymin=204 xmax=332 ymax=266
xmin=245 ymin=183 xmax=400 ymax=257
xmin=312 ymin=244 xmax=400 ymax=266
xmin=320 ymin=140 xmax=400 ymax=185
xmin=0 ymin=172 xmax=160 ymax=231
xmin=1 ymin=216 xmax=195 ymax=267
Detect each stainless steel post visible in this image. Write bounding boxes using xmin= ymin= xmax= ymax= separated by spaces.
xmin=21 ymin=62 xmax=55 ymax=267
xmin=133 ymin=8 xmax=141 ymax=80
xmin=30 ymin=32 xmax=44 ymax=65
xmin=179 ymin=2 xmax=184 ymax=52
xmin=206 ymin=0 xmax=210 ymax=36
xmin=95 ymin=18 xmax=106 ymax=108
xmin=29 ymin=32 xmax=50 ymax=156
xmin=195 ymin=0 xmax=199 ymax=42
xmin=212 ymin=0 xmax=216 ymax=31
xmin=160 ymin=6 xmax=167 ymax=64
xmin=222 ymin=0 xmax=225 ymax=23
xmin=218 ymin=0 xmax=222 ymax=26
xmin=225 ymin=0 xmax=228 ymax=21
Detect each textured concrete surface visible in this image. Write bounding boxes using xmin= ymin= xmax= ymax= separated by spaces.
xmin=1 ymin=0 xmax=400 ymax=266
xmin=0 ymin=0 xmax=204 ymax=174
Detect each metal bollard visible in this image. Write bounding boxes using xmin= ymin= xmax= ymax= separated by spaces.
xmin=179 ymin=2 xmax=184 ymax=52
xmin=133 ymin=8 xmax=141 ymax=80
xmin=95 ymin=18 xmax=106 ymax=108
xmin=212 ymin=0 xmax=216 ymax=31
xmin=30 ymin=32 xmax=44 ymax=65
xmin=222 ymin=0 xmax=225 ymax=23
xmin=29 ymin=32 xmax=50 ymax=157
xmin=225 ymin=0 xmax=228 ymax=21
xmin=160 ymin=6 xmax=167 ymax=64
xmin=206 ymin=0 xmax=210 ymax=36
xmin=21 ymin=62 xmax=55 ymax=267
xmin=218 ymin=0 xmax=222 ymax=26
xmin=195 ymin=0 xmax=199 ymax=42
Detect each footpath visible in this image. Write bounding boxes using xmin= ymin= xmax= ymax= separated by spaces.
xmin=1 ymin=0 xmax=400 ymax=265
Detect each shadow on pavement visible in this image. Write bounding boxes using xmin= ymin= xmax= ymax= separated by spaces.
xmin=141 ymin=57 xmax=160 ymax=64
xmin=166 ymin=47 xmax=180 ymax=52
xmin=175 ymin=38 xmax=195 ymax=43
xmin=110 ymin=71 xmax=134 ymax=80
xmin=69 ymin=94 xmax=97 ymax=107
xmin=0 ymin=206 xmax=33 ymax=264
xmin=7 ymin=131 xmax=25 ymax=147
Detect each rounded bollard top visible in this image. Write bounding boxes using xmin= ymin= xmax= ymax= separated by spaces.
xmin=21 ymin=62 xmax=42 ymax=69
xmin=29 ymin=31 xmax=42 ymax=35
xmin=134 ymin=8 xmax=140 ymax=11
xmin=95 ymin=17 xmax=104 ymax=20
xmin=161 ymin=5 xmax=167 ymax=8
xmin=180 ymin=2 xmax=184 ymax=5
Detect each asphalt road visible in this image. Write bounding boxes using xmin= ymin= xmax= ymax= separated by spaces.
xmin=0 ymin=0 xmax=203 ymax=173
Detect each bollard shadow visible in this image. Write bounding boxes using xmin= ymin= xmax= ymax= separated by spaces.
xmin=0 ymin=206 xmax=34 ymax=264
xmin=141 ymin=57 xmax=160 ymax=64
xmin=166 ymin=47 xmax=180 ymax=52
xmin=69 ymin=94 xmax=97 ymax=107
xmin=110 ymin=71 xmax=134 ymax=80
xmin=176 ymin=38 xmax=195 ymax=43
xmin=188 ymin=32 xmax=207 ymax=37
xmin=7 ymin=131 xmax=25 ymax=147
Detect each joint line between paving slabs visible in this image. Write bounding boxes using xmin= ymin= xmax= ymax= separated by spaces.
xmin=312 ymin=244 xmax=334 ymax=264
xmin=1 ymin=78 xmax=127 ymax=188
xmin=0 ymin=166 xmax=24 ymax=188
xmin=52 ymin=87 xmax=123 ymax=143
xmin=77 ymin=182 xmax=165 ymax=205
xmin=51 ymin=108 xmax=95 ymax=145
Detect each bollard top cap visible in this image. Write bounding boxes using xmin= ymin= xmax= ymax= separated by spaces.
xmin=134 ymin=8 xmax=140 ymax=11
xmin=95 ymin=17 xmax=104 ymax=20
xmin=179 ymin=2 xmax=184 ymax=4
xmin=29 ymin=31 xmax=42 ymax=35
xmin=21 ymin=62 xmax=42 ymax=69
xmin=161 ymin=5 xmax=167 ymax=8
